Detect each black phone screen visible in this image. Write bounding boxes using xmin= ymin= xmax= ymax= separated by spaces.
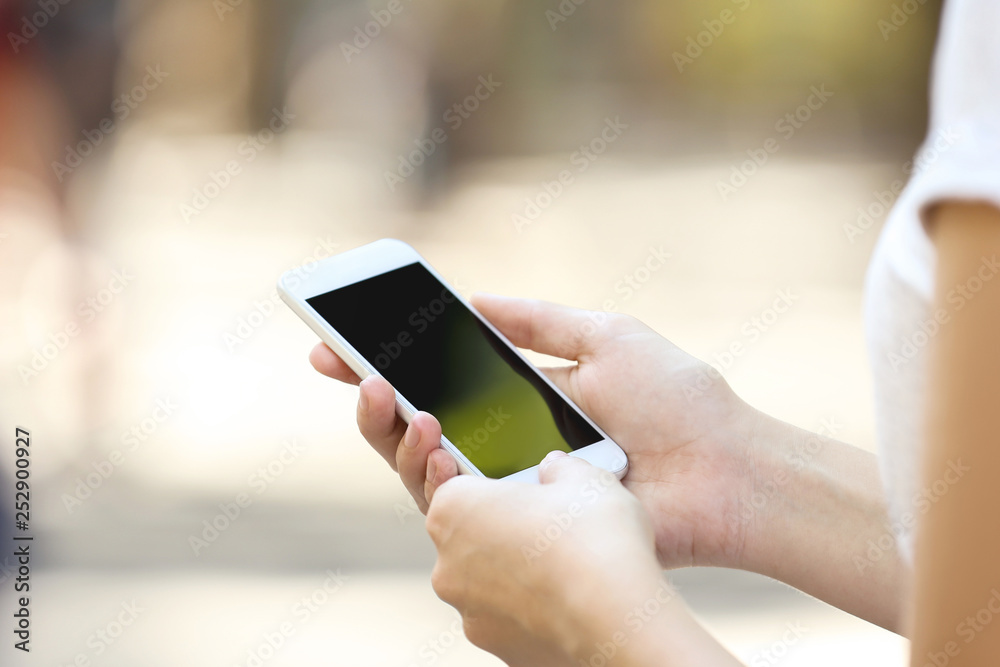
xmin=307 ymin=262 xmax=602 ymax=478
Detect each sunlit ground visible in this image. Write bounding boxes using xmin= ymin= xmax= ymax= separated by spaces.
xmin=1 ymin=127 xmax=908 ymax=665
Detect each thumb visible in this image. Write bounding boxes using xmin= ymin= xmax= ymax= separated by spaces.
xmin=537 ymin=450 xmax=604 ymax=485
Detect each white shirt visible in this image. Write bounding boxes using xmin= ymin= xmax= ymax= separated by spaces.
xmin=864 ymin=0 xmax=1000 ymax=563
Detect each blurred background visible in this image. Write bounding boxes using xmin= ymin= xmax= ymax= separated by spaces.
xmin=0 ymin=0 xmax=941 ymax=664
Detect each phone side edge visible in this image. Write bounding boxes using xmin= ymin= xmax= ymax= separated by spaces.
xmin=277 ymin=273 xmax=483 ymax=479
xmin=277 ymin=279 xmax=374 ymax=383
xmin=413 ymin=258 xmax=630 ymax=477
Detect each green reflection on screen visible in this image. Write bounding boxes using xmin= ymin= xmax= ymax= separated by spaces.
xmin=306 ymin=261 xmax=598 ymax=478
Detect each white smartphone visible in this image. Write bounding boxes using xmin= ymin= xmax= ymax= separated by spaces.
xmin=277 ymin=238 xmax=628 ymax=482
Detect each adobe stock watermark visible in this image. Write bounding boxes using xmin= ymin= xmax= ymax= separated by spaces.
xmin=7 ymin=0 xmax=72 ymax=54
xmin=392 ymin=401 xmax=502 ymax=523
xmin=672 ymin=0 xmax=753 ymax=73
xmin=224 ymin=236 xmax=340 ymax=352
xmin=684 ymin=288 xmax=800 ymax=401
xmin=512 ymin=116 xmax=629 ymax=232
xmin=18 ymin=267 xmax=134 ymax=385
xmin=736 ymin=418 xmax=843 ymax=528
xmin=843 ymin=126 xmax=960 ymax=244
xmin=180 ymin=106 xmax=295 ymax=224
xmin=61 ymin=398 xmax=179 ymax=513
xmin=579 ymin=579 xmax=679 ymax=667
xmin=602 ymin=245 xmax=672 ymax=304
xmin=188 ymin=439 xmax=305 ymax=556
xmin=521 ymin=465 xmax=620 ymax=563
xmin=546 ymin=0 xmax=588 ymax=31
xmin=748 ymin=622 xmax=809 ymax=667
xmin=454 ymin=407 xmax=512 ymax=460
xmin=853 ymin=459 xmax=970 ymax=575
xmin=384 ymin=75 xmax=502 ymax=192
xmin=717 ymin=85 xmax=833 ymax=201
xmin=56 ymin=600 xmax=145 ymax=667
xmin=919 ymin=587 xmax=1000 ymax=667
xmin=233 ymin=568 xmax=350 ymax=667
xmin=888 ymin=254 xmax=1000 ymax=373
xmin=353 ymin=275 xmax=467 ymax=388
xmin=213 ymin=0 xmax=248 ymax=21
xmin=393 ymin=494 xmax=422 ymax=524
xmin=878 ymin=0 xmax=930 ymax=41
xmin=570 ymin=245 xmax=672 ymax=345
xmin=51 ymin=65 xmax=169 ymax=182
xmin=368 ymin=286 xmax=459 ymax=370
xmin=340 ymin=0 xmax=415 ymax=63
xmin=403 ymin=618 xmax=465 ymax=667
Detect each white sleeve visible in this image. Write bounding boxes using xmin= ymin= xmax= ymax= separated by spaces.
xmin=880 ymin=0 xmax=1000 ymax=300
xmin=861 ymin=1 xmax=1000 ymax=564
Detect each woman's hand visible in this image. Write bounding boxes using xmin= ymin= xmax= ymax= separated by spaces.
xmin=312 ymin=292 xmax=906 ymax=630
xmin=424 ymin=451 xmax=738 ymax=666
xmin=310 ymin=293 xmax=760 ymax=571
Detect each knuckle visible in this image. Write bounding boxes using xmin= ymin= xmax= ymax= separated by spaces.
xmin=425 ymin=503 xmax=447 ymax=542
xmin=605 ymin=312 xmax=641 ymax=335
xmin=424 ymin=477 xmax=477 ymax=540
xmin=355 ymin=409 xmax=378 ymax=436
xmin=462 ymin=615 xmax=488 ymax=649
xmin=430 ymin=562 xmax=456 ymax=603
xmin=394 ymin=438 xmax=414 ymax=470
xmin=429 ymin=476 xmax=461 ymax=505
xmin=523 ymin=299 xmax=544 ymax=346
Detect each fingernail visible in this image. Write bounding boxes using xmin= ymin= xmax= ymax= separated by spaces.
xmin=359 ymin=383 xmax=370 ymax=413
xmin=404 ymin=423 xmax=419 ymax=449
xmin=426 ymin=456 xmax=437 ymax=483
xmin=540 ymin=450 xmax=568 ymax=468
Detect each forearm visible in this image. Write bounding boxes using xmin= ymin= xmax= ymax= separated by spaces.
xmin=910 ymin=202 xmax=1000 ymax=665
xmin=620 ymin=603 xmax=742 ymax=666
xmin=738 ymin=410 xmax=905 ymax=632
xmin=569 ymin=577 xmax=743 ymax=666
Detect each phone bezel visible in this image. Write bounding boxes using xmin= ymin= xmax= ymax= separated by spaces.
xmin=278 ymin=238 xmax=628 ymax=482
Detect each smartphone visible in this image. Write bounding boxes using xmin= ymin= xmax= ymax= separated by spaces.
xmin=277 ymin=239 xmax=628 ymax=482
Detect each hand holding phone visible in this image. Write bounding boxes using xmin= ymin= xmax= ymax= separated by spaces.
xmin=279 ymin=239 xmax=629 ymax=482
xmin=304 ymin=256 xmax=772 ymax=582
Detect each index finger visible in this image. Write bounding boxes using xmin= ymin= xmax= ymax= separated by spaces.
xmin=309 ymin=342 xmax=361 ymax=385
xmin=470 ymin=293 xmax=610 ymax=361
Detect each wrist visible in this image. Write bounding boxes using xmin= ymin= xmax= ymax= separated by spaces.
xmin=688 ymin=393 xmax=775 ymax=572
xmin=585 ymin=589 xmax=738 ymax=666
xmin=554 ymin=557 xmax=666 ymax=663
xmin=732 ymin=409 xmax=806 ymax=574
xmin=733 ymin=413 xmax=905 ymax=630
xmin=562 ymin=565 xmax=739 ymax=666
xmin=566 ymin=574 xmax=686 ymax=666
